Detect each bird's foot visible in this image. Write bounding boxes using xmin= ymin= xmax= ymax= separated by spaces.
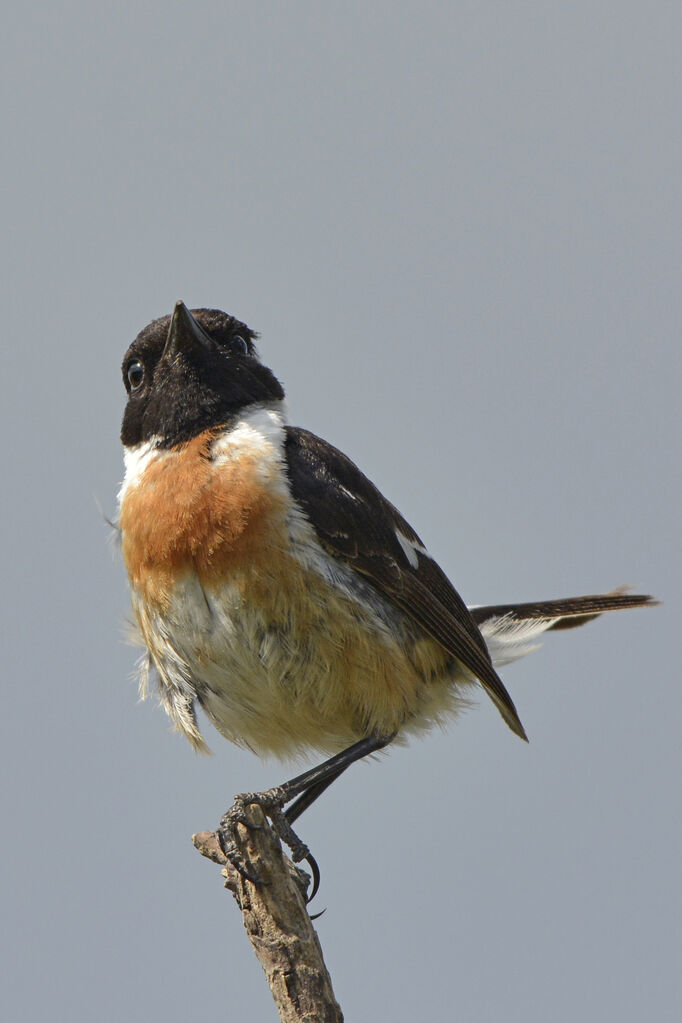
xmin=218 ymin=788 xmax=321 ymax=900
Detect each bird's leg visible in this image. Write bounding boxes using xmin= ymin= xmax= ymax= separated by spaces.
xmin=218 ymin=733 xmax=396 ymax=898
xmin=284 ymin=766 xmax=350 ymax=825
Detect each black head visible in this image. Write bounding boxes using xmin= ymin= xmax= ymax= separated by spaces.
xmin=121 ymin=302 xmax=285 ymax=448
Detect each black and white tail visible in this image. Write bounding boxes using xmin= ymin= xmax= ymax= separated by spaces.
xmin=469 ymin=589 xmax=657 ymax=668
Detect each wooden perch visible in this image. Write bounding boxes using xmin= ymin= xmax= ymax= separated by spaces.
xmin=193 ymin=806 xmax=344 ymax=1023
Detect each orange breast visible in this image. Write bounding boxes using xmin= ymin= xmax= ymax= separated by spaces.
xmin=119 ymin=430 xmax=290 ymax=610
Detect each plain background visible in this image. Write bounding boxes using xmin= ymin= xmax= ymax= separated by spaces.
xmin=2 ymin=4 xmax=679 ymax=1021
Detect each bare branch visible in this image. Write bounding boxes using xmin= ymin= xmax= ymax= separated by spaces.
xmin=193 ymin=806 xmax=344 ymax=1023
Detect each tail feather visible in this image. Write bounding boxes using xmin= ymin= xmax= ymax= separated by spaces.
xmin=469 ymin=589 xmax=657 ymax=668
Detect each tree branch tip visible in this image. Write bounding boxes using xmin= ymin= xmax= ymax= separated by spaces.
xmin=191 ymin=829 xmax=227 ymax=864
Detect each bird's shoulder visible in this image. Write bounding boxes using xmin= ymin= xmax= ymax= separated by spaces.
xmin=283 ymin=425 xmax=424 ymax=570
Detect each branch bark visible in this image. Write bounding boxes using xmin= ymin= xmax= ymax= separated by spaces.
xmin=193 ymin=806 xmax=344 ymax=1023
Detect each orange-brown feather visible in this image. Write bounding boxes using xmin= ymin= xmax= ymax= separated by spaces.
xmin=119 ymin=431 xmax=290 ymax=609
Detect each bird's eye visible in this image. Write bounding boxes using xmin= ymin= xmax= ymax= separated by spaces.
xmin=233 ymin=335 xmax=248 ymax=354
xmin=127 ymin=360 xmax=144 ymax=390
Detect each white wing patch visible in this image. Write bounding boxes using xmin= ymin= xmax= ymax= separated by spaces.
xmin=395 ymin=529 xmax=427 ymax=570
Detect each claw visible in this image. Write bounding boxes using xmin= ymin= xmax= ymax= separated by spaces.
xmin=218 ymin=799 xmax=269 ymax=885
xmin=217 ymin=788 xmax=321 ymax=902
xmin=305 ymin=851 xmax=321 ymax=902
xmin=216 ymin=832 xmax=264 ymax=887
xmin=215 ymin=735 xmax=397 ymax=903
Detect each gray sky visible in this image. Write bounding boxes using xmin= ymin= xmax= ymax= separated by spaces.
xmin=2 ymin=4 xmax=679 ymax=1021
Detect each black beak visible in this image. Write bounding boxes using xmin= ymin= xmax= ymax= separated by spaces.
xmin=162 ymin=301 xmax=215 ymax=362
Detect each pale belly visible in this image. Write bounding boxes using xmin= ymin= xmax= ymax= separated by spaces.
xmin=132 ymin=558 xmax=471 ymax=759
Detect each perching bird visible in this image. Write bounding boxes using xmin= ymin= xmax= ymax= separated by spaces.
xmin=118 ymin=302 xmax=654 ymax=885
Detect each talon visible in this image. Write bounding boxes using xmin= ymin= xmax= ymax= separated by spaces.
xmin=305 ymin=852 xmax=321 ymax=902
xmin=218 ymin=801 xmax=268 ymax=886
xmin=216 ymin=834 xmax=264 ymax=886
xmin=230 ymin=859 xmax=265 ymax=887
xmin=221 ymin=812 xmax=265 ymax=834
xmin=217 ymin=789 xmax=322 ymax=901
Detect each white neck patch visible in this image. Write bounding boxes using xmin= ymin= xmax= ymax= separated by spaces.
xmin=119 ymin=402 xmax=289 ymax=509
xmin=118 ymin=437 xmax=162 ymax=506
xmin=210 ymin=401 xmax=288 ymax=466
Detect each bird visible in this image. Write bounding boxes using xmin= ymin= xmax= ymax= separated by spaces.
xmin=117 ymin=301 xmax=655 ymax=889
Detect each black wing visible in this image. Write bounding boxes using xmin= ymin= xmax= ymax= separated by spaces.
xmin=470 ymin=590 xmax=657 ymax=631
xmin=284 ymin=427 xmax=528 ymax=741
